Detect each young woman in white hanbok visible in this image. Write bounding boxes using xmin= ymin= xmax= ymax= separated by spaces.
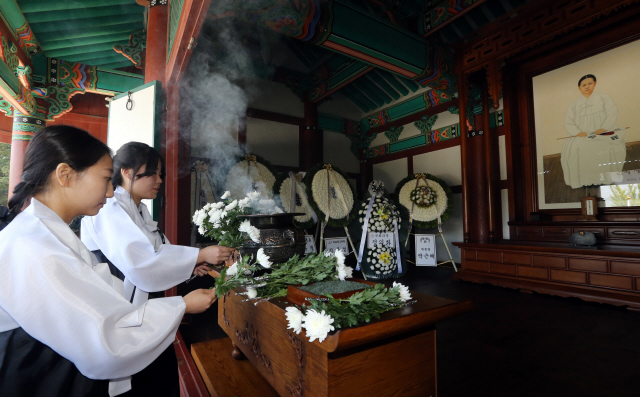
xmin=80 ymin=142 xmax=233 ymax=396
xmin=561 ymin=74 xmax=626 ymax=188
xmin=0 ymin=126 xmax=217 ymax=397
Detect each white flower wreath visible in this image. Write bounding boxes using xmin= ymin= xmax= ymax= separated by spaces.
xmin=366 ymin=243 xmax=397 ymax=276
xmin=225 ymin=160 xmax=276 ymax=200
xmin=279 ymin=177 xmax=313 ymax=223
xmin=311 ymin=169 xmax=354 ymax=220
xmin=357 ymin=197 xmax=401 ymax=232
xmin=398 ymin=178 xmax=448 ymax=222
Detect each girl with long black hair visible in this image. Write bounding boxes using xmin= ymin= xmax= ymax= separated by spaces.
xmin=80 ymin=141 xmax=233 ymax=396
xmin=0 ymin=126 xmax=217 ymax=397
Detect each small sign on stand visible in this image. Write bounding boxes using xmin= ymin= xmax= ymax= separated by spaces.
xmin=304 ymin=235 xmax=317 ymax=255
xmin=367 ymin=232 xmax=395 ymax=249
xmin=324 ymin=237 xmax=349 ymax=256
xmin=414 ymin=234 xmax=437 ymax=266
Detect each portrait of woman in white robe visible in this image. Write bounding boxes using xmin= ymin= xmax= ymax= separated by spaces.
xmin=561 ymin=74 xmax=626 ymax=188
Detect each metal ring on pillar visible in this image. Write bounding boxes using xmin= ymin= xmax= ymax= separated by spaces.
xmin=126 ymin=91 xmax=134 ymax=111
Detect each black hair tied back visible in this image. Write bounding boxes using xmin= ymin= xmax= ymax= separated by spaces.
xmin=7 ymin=125 xmax=111 ymax=214
xmin=112 ymin=142 xmax=165 ymax=189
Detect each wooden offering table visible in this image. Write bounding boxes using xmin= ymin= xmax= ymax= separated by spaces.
xmin=195 ymin=270 xmax=470 ymax=397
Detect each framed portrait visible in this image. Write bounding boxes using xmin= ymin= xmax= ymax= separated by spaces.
xmin=531 ymin=39 xmax=640 ymax=210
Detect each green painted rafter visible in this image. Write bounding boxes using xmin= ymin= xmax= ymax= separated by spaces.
xmin=40 ymin=32 xmax=134 ymax=51
xmin=18 ymin=0 xmax=135 ymax=13
xmin=29 ymin=14 xmax=143 ymax=34
xmin=22 ymin=4 xmax=142 ymax=24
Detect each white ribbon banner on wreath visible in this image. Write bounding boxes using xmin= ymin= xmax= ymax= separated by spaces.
xmin=356 ymin=194 xmax=376 ymax=271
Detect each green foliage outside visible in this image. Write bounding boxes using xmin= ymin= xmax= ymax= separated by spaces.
xmin=608 ymin=184 xmax=640 ymax=207
xmin=0 ymin=143 xmax=10 ymax=207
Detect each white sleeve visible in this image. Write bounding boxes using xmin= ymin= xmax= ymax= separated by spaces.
xmin=601 ymin=94 xmax=618 ymax=131
xmin=564 ymin=101 xmax=581 ymax=136
xmin=0 ymin=231 xmax=186 ymax=380
xmin=82 ymin=202 xmax=199 ymax=292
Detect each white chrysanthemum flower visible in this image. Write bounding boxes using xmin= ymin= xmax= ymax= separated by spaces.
xmin=238 ymin=197 xmax=251 ymax=209
xmin=226 ymin=262 xmax=238 ymax=276
xmin=219 ymin=210 xmax=228 ymax=219
xmin=335 ymin=264 xmax=348 ymax=281
xmin=198 ymin=225 xmax=206 ymax=236
xmin=393 ymin=282 xmax=412 ymax=302
xmin=302 ymin=309 xmax=335 ymax=343
xmin=257 ymin=248 xmax=272 ymax=268
xmin=225 ymin=199 xmax=238 ymax=211
xmin=221 ymin=191 xmax=231 ymax=199
xmin=208 ymin=209 xmax=221 ymax=222
xmin=285 ymin=306 xmax=304 ymax=334
xmin=334 ymin=250 xmax=346 ymax=266
xmin=239 ymin=220 xmax=261 ymax=243
xmin=203 ymin=203 xmax=212 ymax=211
xmin=246 ymin=288 xmax=258 ymax=299
xmin=213 ymin=201 xmax=225 ymax=209
xmin=344 ymin=266 xmax=354 ymax=279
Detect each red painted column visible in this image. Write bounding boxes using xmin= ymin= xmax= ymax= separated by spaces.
xmin=299 ymin=99 xmax=323 ymax=170
xmin=8 ymin=113 xmax=45 ymax=200
xmin=145 ymin=2 xmax=168 ymax=85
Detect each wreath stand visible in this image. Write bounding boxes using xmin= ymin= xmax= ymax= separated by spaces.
xmin=404 ymin=175 xmax=457 ymax=272
xmin=317 ymin=165 xmax=358 ymax=266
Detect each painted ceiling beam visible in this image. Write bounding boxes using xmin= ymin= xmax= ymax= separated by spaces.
xmin=341 ymin=85 xmax=375 ymax=113
xmin=309 ymin=58 xmax=373 ymax=103
xmin=35 ymin=23 xmax=144 ymax=42
xmin=45 ymin=41 xmax=129 ymax=58
xmin=340 ymin=90 xmax=370 ymax=113
xmin=23 ymin=5 xmax=142 ymax=24
xmin=67 ymin=55 xmax=130 ymax=67
xmin=40 ymin=32 xmax=134 ymax=51
xmin=423 ymin=0 xmax=488 ymax=37
xmin=352 ymin=78 xmax=392 ymax=106
xmin=365 ymin=73 xmax=400 ymax=101
xmin=18 ymin=0 xmax=134 ymax=14
xmin=61 ymin=49 xmax=126 ymax=63
xmin=218 ymin=0 xmax=455 ymax=95
xmin=374 ymin=69 xmax=409 ymax=97
xmin=29 ymin=14 xmax=143 ymax=34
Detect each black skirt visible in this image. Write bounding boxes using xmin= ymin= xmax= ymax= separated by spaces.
xmin=0 ymin=327 xmax=109 ymax=397
xmin=91 ymin=249 xmax=180 ymax=397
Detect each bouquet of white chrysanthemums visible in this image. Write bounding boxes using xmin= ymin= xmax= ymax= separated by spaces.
xmin=192 ymin=190 xmax=284 ymax=248
xmin=285 ymin=280 xmax=413 ymax=343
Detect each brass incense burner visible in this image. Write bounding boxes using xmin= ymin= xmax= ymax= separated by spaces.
xmin=238 ymin=213 xmax=306 ymax=264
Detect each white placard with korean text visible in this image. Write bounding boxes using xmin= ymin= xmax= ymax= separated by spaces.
xmin=304 ymin=235 xmax=317 ymax=255
xmin=415 ymin=234 xmax=437 ymax=266
xmin=324 ymin=237 xmax=348 ymax=256
xmin=367 ymin=231 xmax=395 ymax=249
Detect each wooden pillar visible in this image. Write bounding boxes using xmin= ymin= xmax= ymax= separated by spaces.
xmin=8 ymin=113 xmax=45 ymax=200
xmin=299 ymin=100 xmax=323 ymax=170
xmin=458 ymin=64 xmax=471 ymax=242
xmin=145 ymin=2 xmax=168 ymax=85
xmin=481 ymin=71 xmax=497 ymax=241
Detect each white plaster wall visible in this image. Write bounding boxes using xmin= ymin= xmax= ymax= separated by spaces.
xmin=502 ymin=188 xmax=510 ymax=239
xmin=318 ymin=92 xmax=365 ymax=120
xmin=412 ymin=145 xmax=462 ymax=186
xmin=246 ymin=78 xmax=304 ymax=117
xmin=499 ymin=135 xmax=507 ymax=180
xmin=245 ymin=117 xmax=299 ymax=167
xmin=323 ymin=131 xmax=360 ymax=174
xmin=369 ymin=131 xmax=389 ymax=147
xmin=372 ymin=158 xmax=407 ymax=194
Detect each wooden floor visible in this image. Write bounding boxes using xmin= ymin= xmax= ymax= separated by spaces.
xmin=179 ymin=265 xmax=640 ymax=397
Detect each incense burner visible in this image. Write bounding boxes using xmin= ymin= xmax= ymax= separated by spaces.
xmin=238 ymin=213 xmax=306 ymax=264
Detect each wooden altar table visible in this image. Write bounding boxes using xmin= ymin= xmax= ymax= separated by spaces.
xmin=195 ymin=271 xmax=471 ymax=397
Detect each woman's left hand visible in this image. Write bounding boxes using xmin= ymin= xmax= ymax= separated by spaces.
xmin=193 ymin=264 xmax=211 ymax=277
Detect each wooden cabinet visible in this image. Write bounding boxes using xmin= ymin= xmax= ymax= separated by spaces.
xmin=509 ymin=223 xmax=640 ymax=245
xmin=453 ymin=242 xmax=640 ymax=310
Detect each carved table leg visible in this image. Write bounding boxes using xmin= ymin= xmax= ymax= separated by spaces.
xmin=231 ymin=342 xmax=246 ymax=360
